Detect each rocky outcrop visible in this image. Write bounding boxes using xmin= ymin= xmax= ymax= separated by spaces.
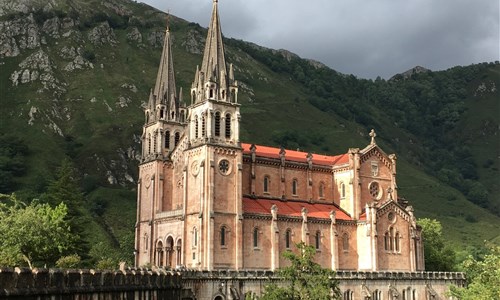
xmin=182 ymin=29 xmax=203 ymax=54
xmin=0 ymin=14 xmax=40 ymax=58
xmin=126 ymin=27 xmax=142 ymax=44
xmin=42 ymin=17 xmax=60 ymax=38
xmin=147 ymin=31 xmax=164 ymax=48
xmin=10 ymin=49 xmax=65 ymax=95
xmin=88 ymin=22 xmax=117 ymax=46
xmin=0 ymin=0 xmax=56 ymax=17
xmin=64 ymin=55 xmax=94 ymax=72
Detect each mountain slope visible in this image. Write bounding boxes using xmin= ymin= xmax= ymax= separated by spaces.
xmin=0 ymin=0 xmax=498 ymax=265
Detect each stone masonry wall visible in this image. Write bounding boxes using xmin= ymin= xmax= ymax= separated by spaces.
xmin=0 ymin=268 xmax=465 ymax=300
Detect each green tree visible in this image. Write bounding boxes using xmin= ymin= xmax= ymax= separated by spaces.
xmin=417 ymin=218 xmax=456 ymax=271
xmin=42 ymin=159 xmax=89 ymax=260
xmin=449 ymin=244 xmax=500 ymax=300
xmin=0 ymin=194 xmax=76 ymax=268
xmin=260 ymin=242 xmax=341 ymax=300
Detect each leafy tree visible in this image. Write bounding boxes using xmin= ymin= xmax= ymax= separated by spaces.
xmin=449 ymin=244 xmax=500 ymax=300
xmin=417 ymin=218 xmax=456 ymax=271
xmin=0 ymin=194 xmax=76 ymax=268
xmin=260 ymin=242 xmax=341 ymax=300
xmin=41 ymin=159 xmax=89 ymax=261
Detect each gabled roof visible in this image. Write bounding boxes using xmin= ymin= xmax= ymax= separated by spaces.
xmin=241 ymin=143 xmax=348 ymax=167
xmin=243 ymin=197 xmax=351 ymax=220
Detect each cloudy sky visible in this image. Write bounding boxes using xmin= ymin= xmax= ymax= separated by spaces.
xmin=141 ymin=0 xmax=499 ymax=79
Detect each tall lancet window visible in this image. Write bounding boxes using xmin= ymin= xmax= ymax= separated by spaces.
xmin=195 ymin=117 xmax=199 ymax=138
xmin=214 ymin=112 xmax=221 ymax=137
xmin=148 ymin=133 xmax=152 ymax=154
xmin=202 ymin=115 xmax=206 ymax=137
xmin=165 ymin=131 xmax=170 ymax=149
xmin=174 ymin=132 xmax=180 ymax=147
xmin=225 ymin=113 xmax=231 ymax=138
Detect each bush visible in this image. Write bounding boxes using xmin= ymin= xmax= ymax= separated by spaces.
xmin=56 ymin=254 xmax=81 ymax=268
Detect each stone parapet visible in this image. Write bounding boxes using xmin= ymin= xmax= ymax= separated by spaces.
xmin=0 ymin=267 xmax=182 ymax=298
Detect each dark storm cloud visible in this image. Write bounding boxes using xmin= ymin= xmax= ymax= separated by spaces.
xmin=141 ymin=0 xmax=499 ymax=79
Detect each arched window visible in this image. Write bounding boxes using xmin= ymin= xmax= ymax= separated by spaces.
xmin=174 ymin=132 xmax=180 ymax=147
xmin=192 ymin=227 xmax=198 ymax=247
xmin=384 ymin=231 xmax=390 ymax=251
xmin=285 ymin=229 xmax=291 ymax=249
xmin=191 ymin=91 xmax=196 ymax=103
xmin=220 ymin=226 xmax=226 ymax=247
xmin=156 ymin=240 xmax=164 ymax=267
xmin=390 ymin=227 xmax=394 ymax=251
xmin=225 ymin=113 xmax=231 ymax=138
xmin=195 ymin=117 xmax=199 ymax=138
xmin=292 ymin=179 xmax=298 ymax=195
xmin=342 ymin=233 xmax=349 ymax=251
xmin=209 ymin=88 xmax=214 ymax=98
xmin=171 ymin=111 xmax=175 ymax=120
xmin=315 ymin=231 xmax=321 ymax=250
xmin=148 ymin=133 xmax=151 ymax=154
xmin=319 ymin=182 xmax=324 ymax=198
xmin=180 ymin=111 xmax=185 ymax=123
xmin=153 ymin=133 xmax=157 ymax=153
xmin=263 ymin=176 xmax=270 ymax=193
xmin=340 ymin=182 xmax=346 ymax=199
xmin=160 ymin=109 xmax=164 ymax=119
xmin=395 ymin=231 xmax=400 ymax=252
xmin=214 ymin=112 xmax=221 ymax=137
xmin=202 ymin=115 xmax=206 ymax=137
xmin=253 ymin=228 xmax=259 ymax=248
xmin=165 ymin=131 xmax=170 ymax=149
xmin=343 ymin=290 xmax=353 ymax=300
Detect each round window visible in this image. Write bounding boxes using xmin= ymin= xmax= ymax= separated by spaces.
xmin=369 ymin=182 xmax=381 ymax=199
xmin=218 ymin=159 xmax=231 ymax=175
xmin=388 ymin=212 xmax=395 ymax=222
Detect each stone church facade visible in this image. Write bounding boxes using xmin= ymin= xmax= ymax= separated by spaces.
xmin=135 ymin=0 xmax=425 ymax=276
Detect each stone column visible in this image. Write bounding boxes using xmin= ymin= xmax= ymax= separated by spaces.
xmin=301 ymin=208 xmax=309 ymax=245
xmin=270 ymin=204 xmax=279 ymax=271
xmin=330 ymin=211 xmax=339 ymax=270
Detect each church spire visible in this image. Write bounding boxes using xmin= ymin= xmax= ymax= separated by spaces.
xmin=191 ymin=0 xmax=237 ymax=104
xmin=201 ymin=0 xmax=227 ymax=86
xmin=153 ymin=19 xmax=177 ymax=108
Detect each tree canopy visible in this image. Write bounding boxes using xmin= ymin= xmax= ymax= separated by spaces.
xmin=417 ymin=218 xmax=456 ymax=271
xmin=259 ymin=242 xmax=340 ymax=300
xmin=0 ymin=194 xmax=76 ymax=268
xmin=450 ymin=244 xmax=500 ymax=300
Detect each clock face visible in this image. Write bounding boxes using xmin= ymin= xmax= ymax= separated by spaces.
xmin=218 ymin=159 xmax=231 ymax=175
xmin=191 ymin=160 xmax=200 ymax=176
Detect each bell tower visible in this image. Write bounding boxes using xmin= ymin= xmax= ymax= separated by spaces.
xmin=136 ymin=19 xmax=187 ymax=267
xmin=183 ymin=0 xmax=243 ymax=270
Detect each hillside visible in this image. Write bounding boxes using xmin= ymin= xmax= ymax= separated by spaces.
xmin=0 ymin=0 xmax=498 ymax=265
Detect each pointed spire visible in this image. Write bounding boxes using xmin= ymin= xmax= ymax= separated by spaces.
xmin=199 ymin=0 xmax=228 ymax=96
xmin=153 ymin=18 xmax=177 ymax=108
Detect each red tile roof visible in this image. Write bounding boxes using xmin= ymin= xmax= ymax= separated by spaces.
xmin=243 ymin=197 xmax=351 ymax=220
xmin=241 ymin=143 xmax=348 ymax=166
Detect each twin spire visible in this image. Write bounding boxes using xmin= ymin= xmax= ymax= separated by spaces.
xmin=147 ymin=0 xmax=237 ymax=124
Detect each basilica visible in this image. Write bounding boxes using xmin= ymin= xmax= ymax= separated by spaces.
xmin=134 ymin=0 xmax=425 ymax=273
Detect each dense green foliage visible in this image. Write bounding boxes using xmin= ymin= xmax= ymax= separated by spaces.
xmin=417 ymin=218 xmax=456 ymax=271
xmin=449 ymin=244 xmax=500 ymax=299
xmin=260 ymin=243 xmax=340 ymax=300
xmin=0 ymin=0 xmax=498 ymax=265
xmin=0 ymin=194 xmax=76 ymax=268
xmin=0 ymin=135 xmax=28 ymax=193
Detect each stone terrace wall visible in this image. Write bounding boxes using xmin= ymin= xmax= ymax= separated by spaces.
xmin=0 ymin=268 xmax=466 ymax=300
xmin=0 ymin=267 xmax=183 ymax=299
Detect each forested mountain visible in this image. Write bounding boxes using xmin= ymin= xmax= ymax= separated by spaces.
xmin=0 ymin=0 xmax=498 ymax=266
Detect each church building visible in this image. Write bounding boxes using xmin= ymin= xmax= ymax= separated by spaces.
xmin=134 ymin=0 xmax=425 ymax=273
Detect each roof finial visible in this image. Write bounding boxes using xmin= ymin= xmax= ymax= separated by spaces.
xmin=166 ymin=9 xmax=170 ymax=32
xmin=369 ymin=129 xmax=377 ymax=145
